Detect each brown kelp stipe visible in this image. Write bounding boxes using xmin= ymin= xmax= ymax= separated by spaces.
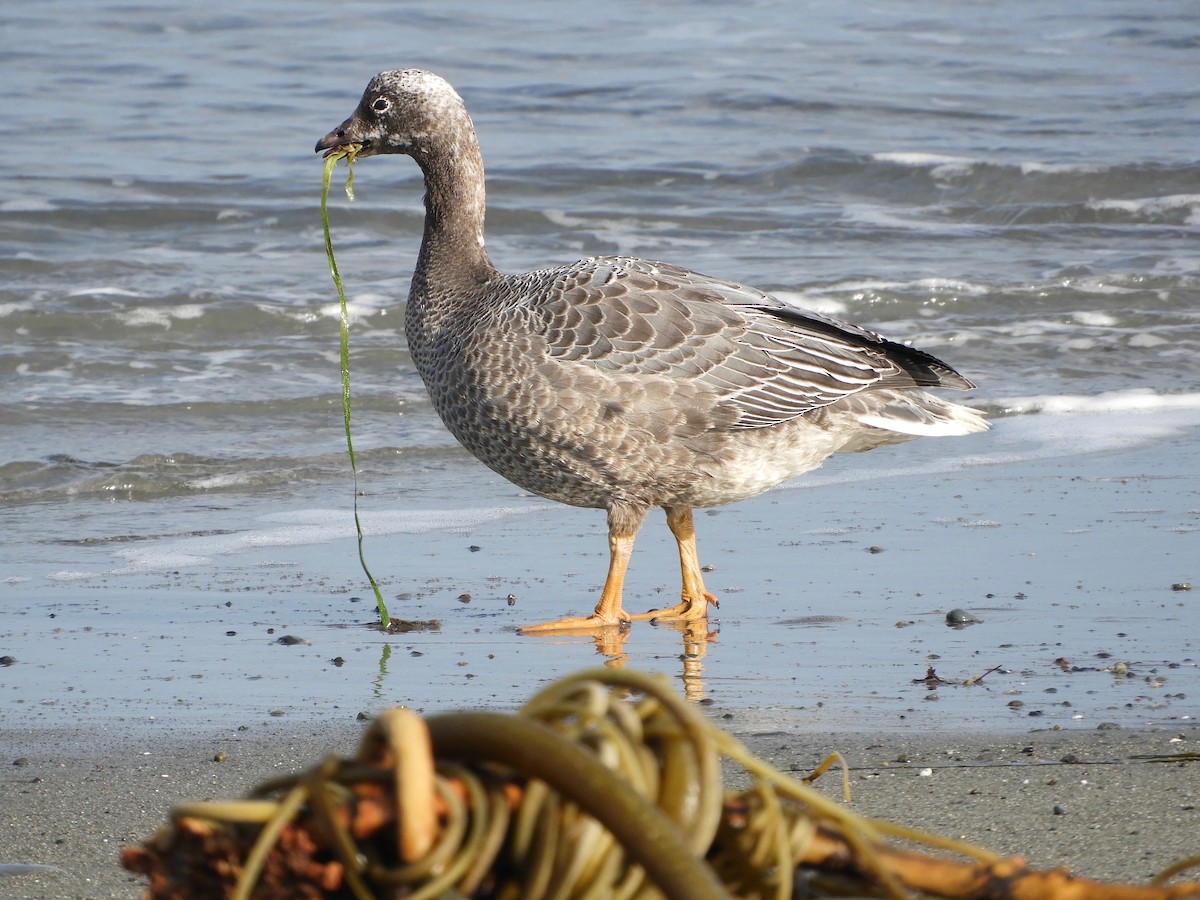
xmin=122 ymin=668 xmax=1200 ymax=899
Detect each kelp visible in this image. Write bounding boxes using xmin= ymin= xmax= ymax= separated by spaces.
xmin=123 ymin=668 xmax=1200 ymax=899
xmin=321 ymin=145 xmax=390 ymax=630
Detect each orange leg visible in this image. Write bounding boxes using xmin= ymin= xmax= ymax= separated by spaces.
xmin=630 ymin=506 xmax=717 ymax=623
xmin=519 ymin=508 xmax=641 ymax=634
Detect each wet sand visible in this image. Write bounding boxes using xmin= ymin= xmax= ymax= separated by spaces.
xmin=2 ymin=412 xmax=1198 ymax=897
xmin=1 ymin=719 xmax=1197 ymax=898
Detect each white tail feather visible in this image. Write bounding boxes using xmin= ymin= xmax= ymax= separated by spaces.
xmin=858 ymin=398 xmax=990 ymax=437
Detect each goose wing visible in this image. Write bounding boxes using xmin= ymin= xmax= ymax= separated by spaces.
xmin=524 ymin=257 xmax=972 ymax=429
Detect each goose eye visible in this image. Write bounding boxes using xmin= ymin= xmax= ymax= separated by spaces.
xmin=372 ymin=96 xmax=391 ymax=113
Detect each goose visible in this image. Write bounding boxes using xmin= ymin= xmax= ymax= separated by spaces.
xmin=315 ymin=69 xmax=989 ymax=633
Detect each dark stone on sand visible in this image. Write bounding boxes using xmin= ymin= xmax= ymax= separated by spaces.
xmin=945 ymin=608 xmax=980 ymax=627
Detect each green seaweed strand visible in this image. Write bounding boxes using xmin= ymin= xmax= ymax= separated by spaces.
xmin=321 ymin=146 xmax=391 ymax=630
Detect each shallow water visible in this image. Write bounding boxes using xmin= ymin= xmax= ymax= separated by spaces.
xmin=2 ymin=1 xmax=1198 ymax=734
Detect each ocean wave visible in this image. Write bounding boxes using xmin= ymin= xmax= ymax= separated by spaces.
xmin=791 ymin=397 xmax=1200 ymax=492
xmin=994 ymin=389 xmax=1200 ymax=416
xmin=1086 ymin=194 xmax=1200 ymax=225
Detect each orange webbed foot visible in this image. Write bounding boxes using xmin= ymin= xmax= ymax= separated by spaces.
xmin=630 ymin=591 xmax=717 ymax=625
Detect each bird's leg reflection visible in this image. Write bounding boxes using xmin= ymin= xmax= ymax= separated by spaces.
xmin=663 ymin=618 xmax=718 ymax=701
xmin=589 ymin=617 xmax=718 ymax=701
xmin=591 ymin=626 xmax=631 ymax=665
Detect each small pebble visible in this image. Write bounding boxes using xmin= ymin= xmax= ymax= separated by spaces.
xmin=213 ymin=751 xmax=227 ymax=763
xmin=1171 ymin=582 xmax=1191 ymax=592
xmin=457 ymin=593 xmax=472 ymax=603
xmin=1053 ymin=804 xmax=1066 ymax=815
xmin=946 ymin=608 xmax=980 ymax=626
xmin=0 ymin=655 xmax=16 ymax=666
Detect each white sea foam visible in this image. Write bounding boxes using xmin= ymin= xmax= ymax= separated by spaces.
xmin=1070 ymin=310 xmax=1118 ymax=327
xmin=1 ymin=198 xmax=58 ymax=212
xmin=106 ymin=505 xmax=538 ymax=575
xmin=318 ymin=292 xmax=394 ymax=323
xmin=1086 ymin=194 xmax=1200 ymax=223
xmin=995 ymin=389 xmax=1200 ymax=415
xmin=769 ymin=290 xmax=848 ymax=316
xmin=788 ymin=392 xmax=1200 ymax=492
xmin=45 ymin=570 xmax=102 ymax=582
xmin=825 ymin=277 xmax=990 ymax=298
xmin=185 ymin=472 xmax=256 ymax=491
xmin=1018 ymin=160 xmax=1106 ymax=175
xmin=67 ymin=286 xmax=143 ymax=298
xmin=118 ymin=304 xmax=207 ymax=328
xmin=872 ymin=151 xmax=979 ymax=170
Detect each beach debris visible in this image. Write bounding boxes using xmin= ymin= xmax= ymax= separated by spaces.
xmin=963 ymin=664 xmax=1005 ymax=686
xmin=916 ymin=666 xmax=954 ymax=688
xmin=946 ymin=608 xmax=981 ymax=627
xmin=383 ymin=618 xmax=440 ymax=634
xmin=121 ymin=667 xmax=1200 ymax=899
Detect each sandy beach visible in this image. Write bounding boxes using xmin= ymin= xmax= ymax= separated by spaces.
xmin=1 ymin=717 xmax=1196 ymax=898
xmin=1 ymin=405 xmax=1198 ymax=898
xmin=3 ymin=417 xmax=1199 ymax=898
